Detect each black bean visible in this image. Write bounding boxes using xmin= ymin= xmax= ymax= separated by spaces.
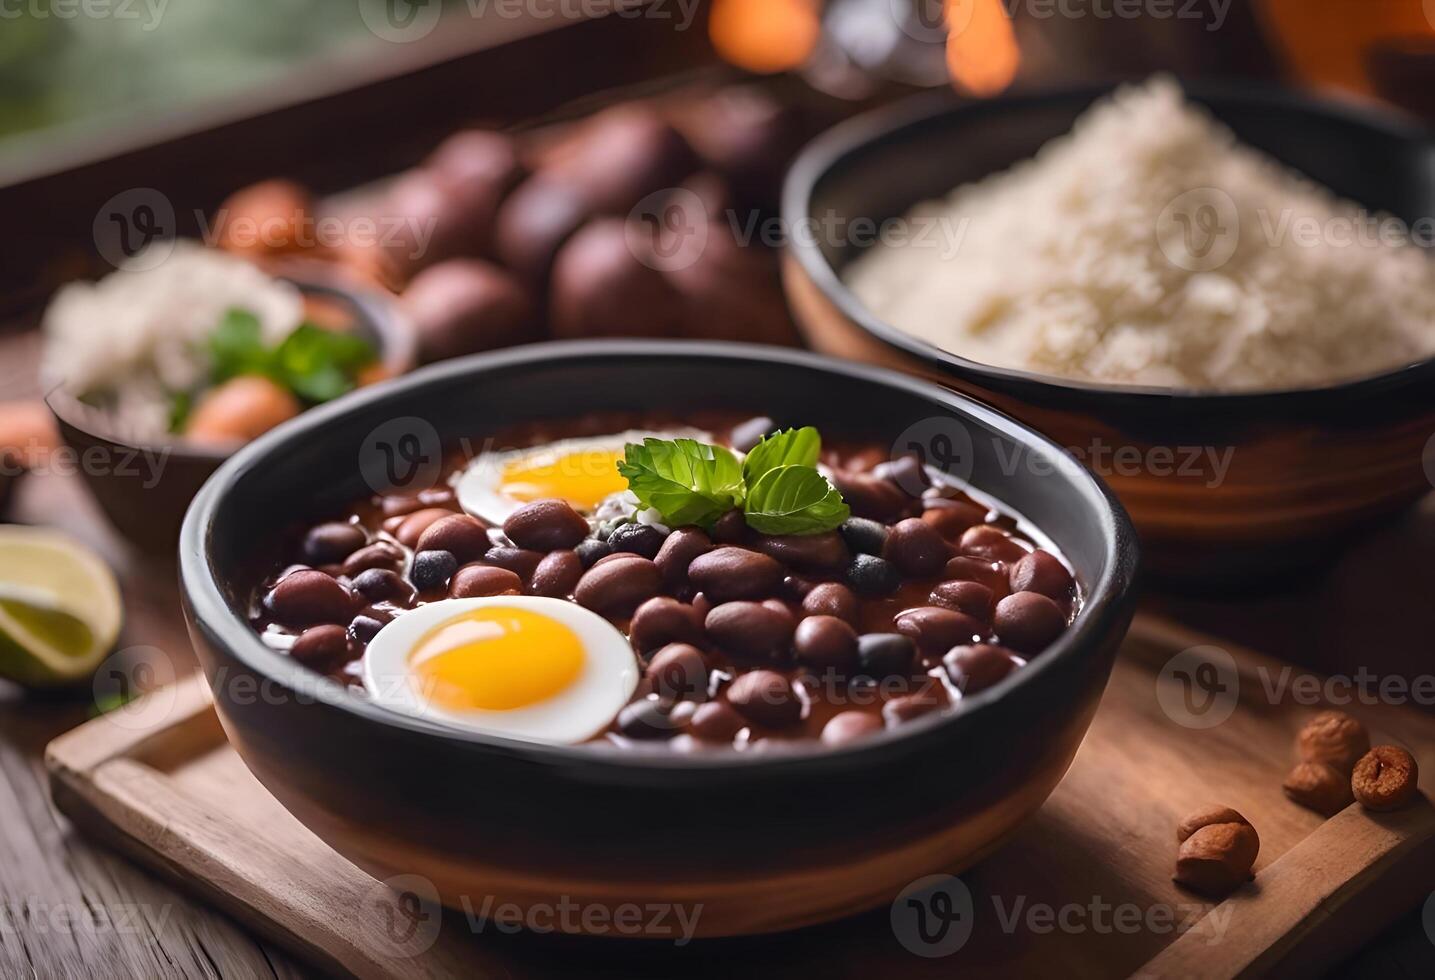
xmin=845 ymin=554 xmax=900 ymax=597
xmin=349 ymin=614 xmax=387 ymax=644
xmin=617 ymin=699 xmax=679 ymax=739
xmin=575 ymin=538 xmax=613 ymax=568
xmin=839 ymin=517 xmax=889 ymax=556
xmin=856 ymin=633 xmax=915 ymax=681
xmin=607 ymin=522 xmax=668 ymax=559
xmin=411 ymin=550 xmax=459 ymax=592
xmin=351 ymin=568 xmax=414 ymax=603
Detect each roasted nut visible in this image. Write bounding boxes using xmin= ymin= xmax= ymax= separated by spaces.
xmin=503 ymin=499 xmax=589 ymax=551
xmin=1282 ymin=762 xmax=1354 ymax=816
xmin=628 ymin=596 xmax=705 ymax=654
xmin=449 ymin=564 xmax=523 ymax=598
xmin=415 ymin=514 xmax=490 ymax=563
xmin=573 ymin=555 xmax=662 ymax=617
xmin=1296 ymin=710 xmax=1370 ymax=775
xmin=550 ymin=106 xmax=697 ymax=214
xmin=423 ymin=129 xmax=526 ymax=257
xmin=1351 ymin=745 xmax=1420 ymax=812
xmin=1172 ymin=807 xmax=1259 ymax=897
xmin=494 ymin=175 xmax=593 ymax=287
xmin=687 ymin=547 xmax=784 ymax=602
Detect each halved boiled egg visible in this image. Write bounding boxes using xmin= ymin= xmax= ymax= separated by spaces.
xmin=361 ymin=596 xmax=639 ymax=744
xmin=453 ymin=429 xmax=706 ymax=525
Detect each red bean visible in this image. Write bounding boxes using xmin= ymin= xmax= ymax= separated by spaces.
xmin=920 ymin=499 xmax=985 ymax=540
xmin=943 ymin=644 xmax=1019 ymax=694
xmin=573 ymin=555 xmax=662 ymax=617
xmin=686 ymin=547 xmax=784 ymax=602
xmin=303 ymin=522 xmax=366 ymax=564
xmin=751 ymin=531 xmax=849 ymax=571
xmin=928 ymin=580 xmax=996 ymax=621
xmin=628 ymin=596 xmax=705 ymax=654
xmin=959 ymin=525 xmax=1028 ymax=562
xmin=290 ymin=624 xmax=350 ymax=665
xmin=801 ymin=582 xmax=859 ymax=626
xmin=689 ymin=701 xmax=747 ymax=741
xmin=341 ymin=542 xmax=405 ymax=576
xmin=654 ymin=527 xmax=712 ymax=589
xmin=821 ymin=711 xmax=882 ymax=746
xmin=883 ymin=691 xmax=947 ymax=726
xmin=482 ymin=546 xmax=544 ymax=583
xmin=415 ymin=514 xmax=491 ymax=562
xmin=884 ymin=518 xmax=951 ymax=576
xmin=705 ymin=601 xmax=794 ymax=662
xmin=395 ymin=508 xmax=457 ymax=548
xmin=994 ymin=592 xmax=1066 ymax=654
xmin=449 ymin=565 xmax=523 ymax=598
xmin=893 ymin=606 xmax=985 ymax=658
xmin=1009 ymin=550 xmax=1074 ymax=601
xmin=944 ymin=556 xmax=1010 ymax=596
xmin=503 ymin=499 xmax=590 ymax=551
xmin=793 ymin=615 xmax=859 ymax=673
xmin=529 ymin=550 xmax=583 ymax=598
xmin=265 ymin=570 xmax=354 ymax=626
xmin=726 ymin=670 xmax=802 ymax=727
xmin=646 ymin=643 xmax=709 ymax=701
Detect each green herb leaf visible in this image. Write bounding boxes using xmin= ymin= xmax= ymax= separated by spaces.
xmin=273 ymin=324 xmax=376 ymax=403
xmin=208 ymin=308 xmax=271 ymax=383
xmin=743 ymin=465 xmax=850 ymax=535
xmin=742 ymin=426 xmax=821 ymax=485
xmin=166 ymin=389 xmax=193 ymax=433
xmin=617 ymin=438 xmax=745 ymax=528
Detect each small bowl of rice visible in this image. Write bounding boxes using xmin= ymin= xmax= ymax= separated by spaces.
xmin=42 ymin=246 xmax=414 ymax=553
xmin=783 ymin=77 xmax=1435 ymax=588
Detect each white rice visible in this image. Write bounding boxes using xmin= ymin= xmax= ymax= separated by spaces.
xmin=41 ymin=242 xmax=303 ymax=438
xmin=845 ymin=77 xmax=1435 ymax=390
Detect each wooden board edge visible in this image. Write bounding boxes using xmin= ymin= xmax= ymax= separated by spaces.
xmin=43 ymin=672 xmax=215 ymax=775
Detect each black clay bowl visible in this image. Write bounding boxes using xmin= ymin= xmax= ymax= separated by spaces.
xmin=783 ymin=79 xmax=1435 ymax=589
xmin=179 ymin=340 xmax=1137 ymax=938
xmin=46 ymin=262 xmax=414 ymax=555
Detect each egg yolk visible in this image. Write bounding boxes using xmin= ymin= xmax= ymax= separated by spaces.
xmin=498 ymin=449 xmax=629 ymax=512
xmin=409 ymin=607 xmax=583 ymax=712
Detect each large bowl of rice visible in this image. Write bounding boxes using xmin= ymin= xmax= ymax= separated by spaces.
xmin=783 ymin=78 xmax=1435 ymax=587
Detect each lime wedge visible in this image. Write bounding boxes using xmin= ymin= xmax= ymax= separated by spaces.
xmin=0 ymin=527 xmax=121 ymax=687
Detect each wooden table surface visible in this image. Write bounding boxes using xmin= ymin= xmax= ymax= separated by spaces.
xmin=2 ymin=324 xmax=1433 ymax=979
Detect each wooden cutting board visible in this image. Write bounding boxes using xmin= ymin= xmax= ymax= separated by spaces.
xmin=44 ymin=615 xmax=1435 ymax=979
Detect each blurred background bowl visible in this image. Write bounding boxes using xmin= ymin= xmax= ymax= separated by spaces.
xmin=45 ymin=263 xmax=414 ymax=555
xmin=783 ymin=79 xmax=1435 ymax=590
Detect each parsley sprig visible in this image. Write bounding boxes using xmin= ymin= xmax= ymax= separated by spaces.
xmin=617 ymin=427 xmax=850 ymax=536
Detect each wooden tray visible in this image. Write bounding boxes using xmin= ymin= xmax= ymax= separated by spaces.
xmin=44 ymin=615 xmax=1435 ymax=979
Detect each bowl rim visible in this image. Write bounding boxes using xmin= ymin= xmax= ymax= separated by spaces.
xmin=181 ymin=340 xmax=1139 ymax=775
xmin=43 ymin=261 xmax=414 ymax=462
xmin=782 ymin=77 xmax=1435 ymax=407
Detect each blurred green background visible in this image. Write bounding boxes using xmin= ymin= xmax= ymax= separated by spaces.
xmin=0 ymin=1 xmax=386 ymax=150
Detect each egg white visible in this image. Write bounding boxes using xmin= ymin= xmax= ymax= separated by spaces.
xmin=452 ymin=428 xmax=708 ymax=525
xmin=361 ymin=596 xmax=639 ymax=745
